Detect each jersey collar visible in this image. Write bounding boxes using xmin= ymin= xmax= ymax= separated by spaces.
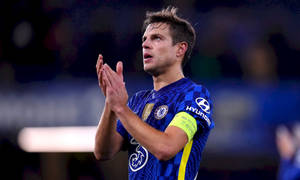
xmin=151 ymin=78 xmax=191 ymax=98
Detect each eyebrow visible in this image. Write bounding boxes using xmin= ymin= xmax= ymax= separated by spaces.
xmin=142 ymin=33 xmax=163 ymax=42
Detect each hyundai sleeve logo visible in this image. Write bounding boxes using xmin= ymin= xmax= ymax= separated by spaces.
xmin=195 ymin=97 xmax=210 ymax=114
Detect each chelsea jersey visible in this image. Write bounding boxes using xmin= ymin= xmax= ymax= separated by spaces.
xmin=117 ymin=78 xmax=214 ymax=180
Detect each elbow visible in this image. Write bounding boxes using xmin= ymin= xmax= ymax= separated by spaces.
xmin=93 ymin=149 xmax=114 ymax=161
xmin=154 ymin=145 xmax=176 ymax=161
xmin=93 ymin=151 xmax=102 ymax=161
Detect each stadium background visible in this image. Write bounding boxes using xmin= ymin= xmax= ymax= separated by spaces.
xmin=1 ymin=0 xmax=300 ymax=179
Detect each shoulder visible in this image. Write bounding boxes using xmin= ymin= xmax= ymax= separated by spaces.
xmin=181 ymin=80 xmax=211 ymax=99
xmin=176 ymin=80 xmax=214 ymax=128
xmin=175 ymin=79 xmax=214 ymax=116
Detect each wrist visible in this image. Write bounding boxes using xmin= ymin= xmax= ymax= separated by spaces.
xmin=104 ymin=102 xmax=116 ymax=117
xmin=114 ymin=104 xmax=128 ymax=116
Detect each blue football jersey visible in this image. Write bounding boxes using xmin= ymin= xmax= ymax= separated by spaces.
xmin=117 ymin=78 xmax=214 ymax=180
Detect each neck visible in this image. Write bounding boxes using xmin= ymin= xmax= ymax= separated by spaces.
xmin=152 ymin=67 xmax=184 ymax=91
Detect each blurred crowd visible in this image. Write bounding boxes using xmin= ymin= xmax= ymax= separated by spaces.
xmin=0 ymin=0 xmax=300 ymax=86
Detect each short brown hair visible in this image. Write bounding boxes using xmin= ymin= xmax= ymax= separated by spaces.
xmin=142 ymin=6 xmax=196 ymax=67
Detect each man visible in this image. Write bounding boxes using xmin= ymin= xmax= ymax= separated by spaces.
xmin=276 ymin=124 xmax=300 ymax=180
xmin=94 ymin=6 xmax=214 ymax=180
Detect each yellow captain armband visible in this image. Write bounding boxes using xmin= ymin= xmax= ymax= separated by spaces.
xmin=168 ymin=112 xmax=197 ymax=142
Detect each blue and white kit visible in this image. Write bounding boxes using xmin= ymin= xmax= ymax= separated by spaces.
xmin=117 ymin=78 xmax=214 ymax=180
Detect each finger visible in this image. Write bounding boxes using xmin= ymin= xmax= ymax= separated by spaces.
xmin=116 ymin=61 xmax=123 ymax=81
xmin=98 ymin=69 xmax=104 ymax=86
xmin=101 ymin=71 xmax=106 ymax=92
xmin=96 ymin=61 xmax=102 ymax=80
xmin=103 ymin=64 xmax=118 ymax=85
xmin=104 ymin=64 xmax=116 ymax=77
xmin=96 ymin=54 xmax=103 ymax=74
xmin=104 ymin=64 xmax=120 ymax=87
xmin=97 ymin=58 xmax=106 ymax=83
xmin=98 ymin=64 xmax=103 ymax=79
xmin=99 ymin=71 xmax=107 ymax=96
xmin=102 ymin=67 xmax=112 ymax=88
xmin=96 ymin=54 xmax=103 ymax=69
xmin=101 ymin=70 xmax=108 ymax=91
xmin=100 ymin=69 xmax=105 ymax=85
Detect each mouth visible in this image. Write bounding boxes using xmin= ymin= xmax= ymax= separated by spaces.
xmin=143 ymin=53 xmax=153 ymax=63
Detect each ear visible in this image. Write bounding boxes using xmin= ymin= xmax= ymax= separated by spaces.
xmin=176 ymin=42 xmax=188 ymax=58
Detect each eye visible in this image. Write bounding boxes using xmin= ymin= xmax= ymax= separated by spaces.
xmin=142 ymin=37 xmax=146 ymax=43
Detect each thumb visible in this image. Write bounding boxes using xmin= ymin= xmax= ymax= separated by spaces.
xmin=116 ymin=61 xmax=123 ymax=80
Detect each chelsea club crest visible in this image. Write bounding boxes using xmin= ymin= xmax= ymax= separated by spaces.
xmin=154 ymin=105 xmax=168 ymax=120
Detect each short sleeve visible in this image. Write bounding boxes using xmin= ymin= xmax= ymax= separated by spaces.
xmin=176 ymin=85 xmax=214 ymax=131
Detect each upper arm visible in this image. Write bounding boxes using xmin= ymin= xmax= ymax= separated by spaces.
xmin=164 ymin=125 xmax=189 ymax=154
xmin=163 ymin=111 xmax=198 ymax=157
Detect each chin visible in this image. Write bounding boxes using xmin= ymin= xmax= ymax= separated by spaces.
xmin=143 ymin=64 xmax=151 ymax=72
xmin=144 ymin=66 xmax=160 ymax=77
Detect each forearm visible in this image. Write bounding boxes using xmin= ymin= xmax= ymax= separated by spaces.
xmin=94 ymin=102 xmax=123 ymax=160
xmin=115 ymin=105 xmax=178 ymax=160
xmin=100 ymin=62 xmax=186 ymax=160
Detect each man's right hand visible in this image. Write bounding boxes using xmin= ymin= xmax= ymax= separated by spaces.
xmin=94 ymin=55 xmax=125 ymax=161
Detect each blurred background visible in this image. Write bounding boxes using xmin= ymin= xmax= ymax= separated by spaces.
xmin=1 ymin=0 xmax=300 ymax=179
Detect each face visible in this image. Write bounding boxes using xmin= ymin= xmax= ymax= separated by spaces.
xmin=142 ymin=23 xmax=179 ymax=76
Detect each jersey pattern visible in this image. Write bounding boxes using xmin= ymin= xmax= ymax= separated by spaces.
xmin=117 ymin=78 xmax=214 ymax=180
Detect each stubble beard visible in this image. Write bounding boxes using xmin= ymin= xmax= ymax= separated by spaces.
xmin=144 ymin=61 xmax=173 ymax=77
xmin=144 ymin=66 xmax=161 ymax=77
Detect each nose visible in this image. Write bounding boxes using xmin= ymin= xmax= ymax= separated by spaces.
xmin=142 ymin=39 xmax=150 ymax=49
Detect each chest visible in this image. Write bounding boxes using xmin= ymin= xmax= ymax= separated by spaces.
xmin=131 ymin=93 xmax=179 ymax=131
